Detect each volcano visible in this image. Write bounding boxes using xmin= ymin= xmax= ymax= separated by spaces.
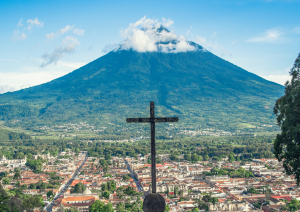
xmin=0 ymin=28 xmax=284 ymax=134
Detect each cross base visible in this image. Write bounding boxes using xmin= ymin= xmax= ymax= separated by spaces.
xmin=143 ymin=193 xmax=166 ymax=212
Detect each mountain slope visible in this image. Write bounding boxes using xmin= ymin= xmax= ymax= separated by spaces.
xmin=0 ymin=48 xmax=284 ymax=135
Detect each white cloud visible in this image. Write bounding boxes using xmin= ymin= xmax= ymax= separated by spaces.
xmin=115 ymin=16 xmax=198 ymax=53
xmin=162 ymin=17 xmax=174 ymax=27
xmin=73 ymin=28 xmax=85 ymax=36
xmin=231 ymin=40 xmax=236 ymax=45
xmin=247 ymin=29 xmax=282 ymax=43
xmin=12 ymin=30 xmax=26 ymax=41
xmin=261 ymin=74 xmax=291 ymax=85
xmin=46 ymin=32 xmax=55 ymax=39
xmin=0 ymin=61 xmax=86 ymax=94
xmin=41 ymin=36 xmax=80 ymax=67
xmin=211 ymin=31 xmax=217 ymax=37
xmin=17 ymin=18 xmax=23 ymax=27
xmin=195 ymin=36 xmax=232 ymax=57
xmin=27 ymin=18 xmax=44 ymax=30
xmin=186 ymin=26 xmax=193 ymax=37
xmin=102 ymin=43 xmax=118 ymax=53
xmin=46 ymin=25 xmax=74 ymax=39
xmin=58 ymin=25 xmax=74 ymax=34
xmin=0 ymin=85 xmax=16 ymax=94
xmin=261 ymin=67 xmax=292 ymax=85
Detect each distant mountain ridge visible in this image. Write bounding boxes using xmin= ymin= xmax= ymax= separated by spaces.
xmin=0 ymin=41 xmax=284 ymax=135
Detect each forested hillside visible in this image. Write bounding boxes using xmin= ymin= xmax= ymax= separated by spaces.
xmin=0 ymin=44 xmax=284 ymax=135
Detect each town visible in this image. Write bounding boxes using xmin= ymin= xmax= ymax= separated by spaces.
xmin=0 ymin=147 xmax=298 ymax=212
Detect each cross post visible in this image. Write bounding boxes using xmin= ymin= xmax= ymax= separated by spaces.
xmin=126 ymin=101 xmax=179 ymax=193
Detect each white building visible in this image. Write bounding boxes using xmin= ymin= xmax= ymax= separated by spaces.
xmin=0 ymin=155 xmax=26 ymax=168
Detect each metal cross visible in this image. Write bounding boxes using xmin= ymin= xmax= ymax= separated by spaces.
xmin=126 ymin=101 xmax=179 ymax=193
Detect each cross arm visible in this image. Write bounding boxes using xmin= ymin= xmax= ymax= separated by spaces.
xmin=126 ymin=118 xmax=151 ymax=123
xmin=126 ymin=117 xmax=179 ymax=123
xmin=154 ymin=117 xmax=179 ymax=122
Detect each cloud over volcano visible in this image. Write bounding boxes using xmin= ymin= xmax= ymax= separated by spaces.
xmin=110 ymin=17 xmax=200 ymax=53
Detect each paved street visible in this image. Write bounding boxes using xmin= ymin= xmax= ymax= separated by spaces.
xmin=45 ymin=153 xmax=88 ymax=212
xmin=125 ymin=159 xmax=143 ymax=192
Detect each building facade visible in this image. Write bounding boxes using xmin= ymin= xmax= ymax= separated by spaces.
xmin=0 ymin=155 xmax=26 ymax=168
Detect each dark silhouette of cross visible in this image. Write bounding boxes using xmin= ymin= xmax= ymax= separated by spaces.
xmin=126 ymin=101 xmax=179 ymax=193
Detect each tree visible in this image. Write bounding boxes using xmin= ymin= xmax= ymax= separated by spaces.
xmin=14 ymin=167 xmax=21 ymax=173
xmin=2 ymin=177 xmax=9 ymax=185
xmin=174 ymin=186 xmax=179 ymax=197
xmin=0 ymin=172 xmax=8 ymax=180
xmin=204 ymin=155 xmax=209 ymax=161
xmin=104 ymin=202 xmax=114 ymax=212
xmin=191 ymin=153 xmax=199 ymax=162
xmin=40 ymin=182 xmax=47 ymax=191
xmin=164 ymin=204 xmax=170 ymax=212
xmin=103 ymin=166 xmax=109 ymax=174
xmin=0 ymin=184 xmax=10 ymax=212
xmin=274 ymin=53 xmax=300 ymax=184
xmin=89 ymin=200 xmax=105 ymax=212
xmin=107 ymin=181 xmax=111 ymax=191
xmin=102 ymin=191 xmax=110 ymax=199
xmin=72 ymin=182 xmax=85 ymax=193
xmin=101 ymin=183 xmax=107 ymax=191
xmin=124 ymin=187 xmax=136 ymax=196
xmin=6 ymin=195 xmax=23 ymax=212
xmin=116 ymin=202 xmax=125 ymax=212
xmin=0 ymin=195 xmax=10 ymax=212
xmin=26 ymin=159 xmax=43 ymax=171
xmin=105 ymin=154 xmax=111 ymax=160
xmin=15 ymin=181 xmax=20 ymax=188
xmin=22 ymin=196 xmax=44 ymax=211
xmin=110 ymin=180 xmax=116 ymax=191
xmin=228 ymin=153 xmax=235 ymax=162
xmin=122 ymin=174 xmax=131 ymax=181
xmin=185 ymin=154 xmax=191 ymax=161
xmin=21 ymin=184 xmax=27 ymax=190
xmin=29 ymin=184 xmax=36 ymax=189
xmin=47 ymin=190 xmax=54 ymax=198
xmin=265 ymin=184 xmax=271 ymax=200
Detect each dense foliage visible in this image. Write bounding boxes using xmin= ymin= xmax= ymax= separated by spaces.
xmin=0 ymin=128 xmax=31 ymax=141
xmin=205 ymin=167 xmax=254 ymax=178
xmin=0 ymin=183 xmax=44 ymax=212
xmin=274 ymin=53 xmax=300 ymax=184
xmin=89 ymin=200 xmax=114 ymax=212
xmin=72 ymin=183 xmax=86 ymax=193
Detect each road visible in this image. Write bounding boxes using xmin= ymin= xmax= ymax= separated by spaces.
xmin=125 ymin=159 xmax=143 ymax=192
xmin=45 ymin=153 xmax=88 ymax=212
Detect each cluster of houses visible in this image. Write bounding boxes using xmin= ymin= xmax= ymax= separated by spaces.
xmin=0 ymin=151 xmax=87 ymax=207
xmin=51 ymin=154 xmax=136 ymax=211
xmin=126 ymin=154 xmax=300 ymax=211
xmin=2 ymin=149 xmax=300 ymax=211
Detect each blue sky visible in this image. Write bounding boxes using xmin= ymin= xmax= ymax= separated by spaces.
xmin=0 ymin=0 xmax=300 ymax=93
